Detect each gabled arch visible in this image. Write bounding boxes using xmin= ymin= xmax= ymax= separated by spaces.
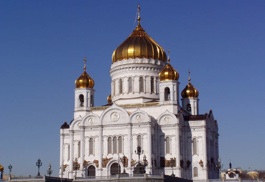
xmin=100 ymin=103 xmax=130 ymax=125
xmin=69 ymin=119 xmax=82 ymax=130
xmin=80 ymin=113 xmax=100 ymax=127
xmin=130 ymin=108 xmax=151 ymax=123
xmin=157 ymin=110 xmax=179 ymax=125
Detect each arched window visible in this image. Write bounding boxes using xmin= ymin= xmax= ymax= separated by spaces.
xmin=166 ymin=137 xmax=171 ymax=154
xmin=91 ymin=95 xmax=94 ymax=107
xmin=186 ymin=103 xmax=191 ymax=112
xmin=128 ymin=77 xmax=132 ymax=93
xmin=150 ymin=77 xmax=154 ymax=93
xmin=119 ymin=79 xmax=123 ymax=94
xmin=78 ymin=141 xmax=81 ymax=158
xmin=113 ymin=136 xmax=117 ymax=153
xmin=193 ymin=167 xmax=198 ymax=177
xmin=193 ymin=138 xmax=197 ymax=155
xmin=79 ymin=94 xmax=84 ymax=107
xmin=139 ymin=77 xmax=144 ymax=92
xmin=137 ymin=135 xmax=141 ymax=147
xmin=164 ymin=87 xmax=170 ymax=101
xmin=89 ymin=138 xmax=94 ymax=155
xmin=108 ymin=137 xmax=112 ymax=154
xmin=118 ymin=136 xmax=123 ymax=153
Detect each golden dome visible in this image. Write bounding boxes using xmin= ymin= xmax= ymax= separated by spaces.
xmin=112 ymin=5 xmax=167 ymax=63
xmin=159 ymin=62 xmax=179 ymax=81
xmin=107 ymin=94 xmax=112 ymax=104
xmin=0 ymin=164 xmax=4 ymax=171
xmin=181 ymin=72 xmax=199 ymax=98
xmin=75 ymin=58 xmax=94 ymax=89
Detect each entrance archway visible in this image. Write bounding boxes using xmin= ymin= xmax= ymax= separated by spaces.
xmin=87 ymin=165 xmax=96 ymax=177
xmin=110 ymin=163 xmax=121 ymax=175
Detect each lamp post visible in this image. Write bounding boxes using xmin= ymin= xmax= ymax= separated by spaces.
xmin=170 ymin=158 xmax=175 ymax=177
xmin=8 ymin=165 xmax=12 ymax=176
xmin=73 ymin=158 xmax=79 ymax=178
xmin=36 ymin=159 xmax=42 ymax=177
xmin=134 ymin=146 xmax=146 ymax=174
xmin=135 ymin=146 xmax=143 ymax=163
xmin=47 ymin=164 xmax=52 ymax=177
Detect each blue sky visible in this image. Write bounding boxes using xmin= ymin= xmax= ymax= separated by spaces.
xmin=0 ymin=0 xmax=264 ymax=177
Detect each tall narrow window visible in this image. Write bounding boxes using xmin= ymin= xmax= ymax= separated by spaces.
xmin=193 ymin=167 xmax=198 ymax=177
xmin=119 ymin=79 xmax=122 ymax=94
xmin=78 ymin=141 xmax=81 ymax=158
xmin=128 ymin=77 xmax=132 ymax=93
xmin=118 ymin=136 xmax=122 ymax=153
xmin=91 ymin=95 xmax=94 ymax=107
xmin=108 ymin=137 xmax=112 ymax=154
xmin=166 ymin=137 xmax=171 ymax=154
xmin=193 ymin=138 xmax=197 ymax=155
xmin=164 ymin=87 xmax=170 ymax=101
xmin=137 ymin=135 xmax=141 ymax=147
xmin=139 ymin=77 xmax=144 ymax=92
xmin=79 ymin=94 xmax=84 ymax=107
xmin=89 ymin=138 xmax=94 ymax=155
xmin=113 ymin=137 xmax=117 ymax=153
xmin=150 ymin=77 xmax=154 ymax=93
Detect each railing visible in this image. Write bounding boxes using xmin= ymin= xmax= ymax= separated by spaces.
xmin=77 ymin=173 xmax=163 ymax=180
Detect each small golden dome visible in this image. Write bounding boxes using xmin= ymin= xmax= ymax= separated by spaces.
xmin=75 ymin=57 xmax=94 ymax=89
xmin=112 ymin=5 xmax=167 ymax=63
xmin=181 ymin=72 xmax=199 ymax=98
xmin=107 ymin=94 xmax=112 ymax=104
xmin=0 ymin=164 xmax=4 ymax=171
xmin=159 ymin=62 xmax=179 ymax=81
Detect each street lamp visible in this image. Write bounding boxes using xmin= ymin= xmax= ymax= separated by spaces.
xmin=170 ymin=158 xmax=175 ymax=177
xmin=135 ymin=146 xmax=143 ymax=163
xmin=8 ymin=165 xmax=12 ymax=176
xmin=36 ymin=159 xmax=42 ymax=177
xmin=73 ymin=158 xmax=79 ymax=178
xmin=47 ymin=164 xmax=52 ymax=177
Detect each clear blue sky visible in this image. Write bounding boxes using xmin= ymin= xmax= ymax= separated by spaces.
xmin=0 ymin=0 xmax=264 ymax=177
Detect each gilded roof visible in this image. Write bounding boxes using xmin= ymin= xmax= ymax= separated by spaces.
xmin=159 ymin=62 xmax=179 ymax=81
xmin=75 ymin=57 xmax=94 ymax=89
xmin=181 ymin=72 xmax=199 ymax=98
xmin=112 ymin=5 xmax=167 ymax=63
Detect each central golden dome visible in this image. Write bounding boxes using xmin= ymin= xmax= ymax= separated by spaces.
xmin=112 ymin=6 xmax=167 ymax=63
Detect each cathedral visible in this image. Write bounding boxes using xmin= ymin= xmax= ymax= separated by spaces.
xmin=59 ymin=5 xmax=219 ymax=181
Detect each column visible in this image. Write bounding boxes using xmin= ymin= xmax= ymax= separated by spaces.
xmin=175 ymin=124 xmax=181 ymax=177
xmin=128 ymin=123 xmax=132 ymax=174
xmin=60 ymin=132 xmax=64 ymax=178
xmin=69 ymin=130 xmax=74 ymax=179
xmin=202 ymin=126 xmax=208 ymax=179
xmin=80 ymin=127 xmax=85 ymax=169
xmin=98 ymin=126 xmax=103 ymax=176
xmin=147 ymin=124 xmax=152 ymax=171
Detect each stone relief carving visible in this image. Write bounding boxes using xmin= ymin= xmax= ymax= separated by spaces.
xmin=136 ymin=114 xmax=142 ymax=121
xmin=93 ymin=160 xmax=99 ymax=168
xmin=131 ymin=159 xmax=136 ymax=167
xmin=163 ymin=116 xmax=171 ymax=124
xmin=102 ymin=157 xmax=113 ymax=168
xmin=88 ymin=118 xmax=94 ymax=125
xmin=110 ymin=112 xmax=120 ymax=122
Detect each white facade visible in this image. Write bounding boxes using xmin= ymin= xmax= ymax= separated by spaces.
xmin=59 ymin=11 xmax=219 ymax=181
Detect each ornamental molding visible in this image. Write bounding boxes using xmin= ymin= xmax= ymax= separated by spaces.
xmin=111 ymin=58 xmax=165 ymax=68
xmin=110 ymin=65 xmax=162 ymax=76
